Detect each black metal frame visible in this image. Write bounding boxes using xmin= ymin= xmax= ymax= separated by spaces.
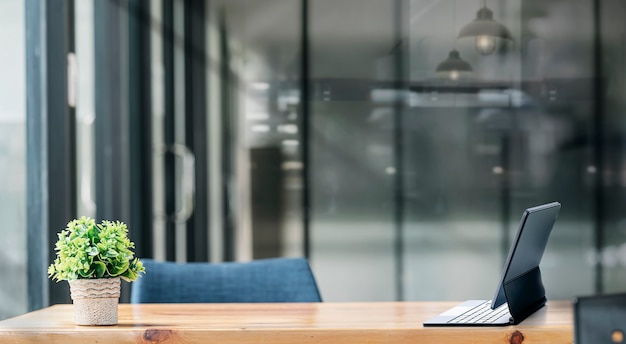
xmin=162 ymin=0 xmax=177 ymax=261
xmin=301 ymin=0 xmax=311 ymax=260
xmin=184 ymin=0 xmax=209 ymax=262
xmin=128 ymin=0 xmax=154 ymax=260
xmin=592 ymin=0 xmax=605 ymax=294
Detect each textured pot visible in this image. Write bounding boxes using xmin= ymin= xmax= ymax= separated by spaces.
xmin=69 ymin=277 xmax=121 ymax=325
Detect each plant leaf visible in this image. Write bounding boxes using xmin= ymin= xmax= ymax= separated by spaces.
xmin=93 ymin=261 xmax=107 ymax=278
xmin=108 ymin=260 xmax=129 ymax=276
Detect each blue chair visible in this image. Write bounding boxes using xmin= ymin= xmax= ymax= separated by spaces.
xmin=130 ymin=257 xmax=322 ymax=303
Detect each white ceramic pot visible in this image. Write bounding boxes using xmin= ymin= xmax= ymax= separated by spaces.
xmin=69 ymin=277 xmax=121 ymax=325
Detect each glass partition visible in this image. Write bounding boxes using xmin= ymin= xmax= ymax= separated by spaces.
xmin=219 ymin=0 xmax=305 ymax=260
xmin=0 ymin=0 xmax=27 ymax=320
xmin=309 ymin=0 xmax=398 ymax=301
xmin=403 ymin=0 xmax=597 ymax=301
xmin=227 ymin=0 xmax=624 ymax=301
xmin=599 ymin=0 xmax=626 ymax=293
xmin=308 ymin=0 xmax=608 ymax=301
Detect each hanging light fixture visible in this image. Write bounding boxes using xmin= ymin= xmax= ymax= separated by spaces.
xmin=436 ymin=49 xmax=472 ymax=80
xmin=458 ymin=0 xmax=512 ymax=55
xmin=435 ymin=0 xmax=472 ymax=80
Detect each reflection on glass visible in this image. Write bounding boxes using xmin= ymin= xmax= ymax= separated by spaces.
xmin=303 ymin=0 xmax=621 ymax=302
xmin=475 ymin=35 xmax=496 ymax=55
xmin=75 ymin=0 xmax=97 ymax=219
xmin=406 ymin=0 xmax=598 ymax=301
xmin=221 ymin=0 xmax=305 ymax=260
xmin=163 ymin=0 xmax=625 ymax=302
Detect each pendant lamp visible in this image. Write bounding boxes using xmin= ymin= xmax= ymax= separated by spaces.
xmin=458 ymin=1 xmax=512 ymax=55
xmin=436 ymin=49 xmax=472 ymax=80
xmin=435 ymin=0 xmax=472 ymax=80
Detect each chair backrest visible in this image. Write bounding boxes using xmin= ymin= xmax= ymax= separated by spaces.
xmin=575 ymin=293 xmax=626 ymax=344
xmin=130 ymin=257 xmax=322 ymax=303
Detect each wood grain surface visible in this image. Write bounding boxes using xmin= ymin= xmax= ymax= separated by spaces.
xmin=0 ymin=301 xmax=573 ymax=343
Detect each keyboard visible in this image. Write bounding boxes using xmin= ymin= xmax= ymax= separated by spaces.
xmin=447 ymin=301 xmax=511 ymax=324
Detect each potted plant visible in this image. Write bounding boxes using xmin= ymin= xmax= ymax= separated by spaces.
xmin=48 ymin=216 xmax=145 ymax=325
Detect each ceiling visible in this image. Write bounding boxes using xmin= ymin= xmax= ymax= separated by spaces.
xmin=221 ymin=0 xmax=398 ymax=80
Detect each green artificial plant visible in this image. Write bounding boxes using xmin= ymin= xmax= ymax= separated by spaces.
xmin=48 ymin=217 xmax=145 ymax=282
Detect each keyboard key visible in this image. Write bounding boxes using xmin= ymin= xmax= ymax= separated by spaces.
xmin=448 ymin=301 xmax=510 ymax=324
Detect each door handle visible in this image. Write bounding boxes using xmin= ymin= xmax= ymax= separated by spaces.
xmin=154 ymin=144 xmax=196 ymax=224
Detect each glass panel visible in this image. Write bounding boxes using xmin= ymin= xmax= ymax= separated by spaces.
xmin=0 ymin=0 xmax=27 ymax=320
xmin=309 ymin=0 xmax=398 ymax=301
xmin=517 ymin=0 xmax=595 ymax=299
xmin=221 ymin=0 xmax=304 ymax=260
xmin=300 ymin=0 xmax=606 ymax=302
xmin=600 ymin=0 xmax=626 ymax=292
xmin=404 ymin=0 xmax=595 ymax=301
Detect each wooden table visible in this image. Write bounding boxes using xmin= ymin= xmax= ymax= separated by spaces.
xmin=0 ymin=301 xmax=573 ymax=343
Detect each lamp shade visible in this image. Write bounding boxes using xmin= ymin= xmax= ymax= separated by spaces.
xmin=436 ymin=49 xmax=473 ymax=73
xmin=458 ymin=6 xmax=512 ymax=55
xmin=457 ymin=7 xmax=512 ymax=40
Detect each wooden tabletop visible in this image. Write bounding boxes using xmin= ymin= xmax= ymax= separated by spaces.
xmin=0 ymin=301 xmax=573 ymax=343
